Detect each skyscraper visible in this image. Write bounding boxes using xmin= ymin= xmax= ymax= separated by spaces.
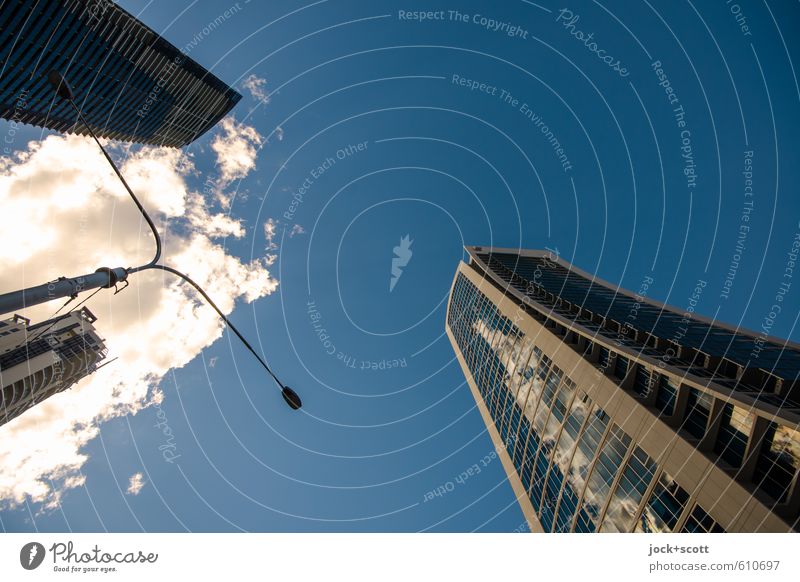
xmin=0 ymin=307 xmax=107 ymax=427
xmin=0 ymin=0 xmax=241 ymax=148
xmin=446 ymin=247 xmax=800 ymax=532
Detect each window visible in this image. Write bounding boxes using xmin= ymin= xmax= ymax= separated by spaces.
xmin=574 ymin=425 xmax=631 ymax=532
xmin=520 ymin=432 xmax=539 ymax=492
xmin=514 ymin=414 xmax=532 ymax=471
xmin=541 ymin=390 xmax=592 ymax=532
xmin=633 ymin=365 xmax=653 ymax=398
xmin=554 ymin=406 xmax=608 ymax=532
xmin=681 ymin=503 xmax=724 ymax=533
xmin=497 ymin=393 xmax=515 ymax=438
xmin=684 ymin=388 xmax=713 ymax=439
xmin=599 ymin=347 xmax=611 ymax=370
xmin=537 ymin=355 xmax=552 ymax=381
xmin=655 ymin=375 xmax=677 ymax=416
xmin=551 ymin=377 xmax=576 ymax=423
xmin=533 ymin=409 xmax=563 ymax=518
xmin=714 ymin=404 xmax=753 ymax=467
xmin=529 ymin=439 xmax=553 ymax=512
xmin=0 ymin=338 xmax=52 ymax=369
xmin=542 ymin=367 xmax=563 ymax=409
xmin=753 ymin=422 xmax=800 ymax=503
xmin=530 ymin=378 xmax=572 ymax=510
xmin=600 ymin=446 xmax=657 ymax=532
xmin=614 ymin=355 xmax=629 ymax=381
xmin=636 ymin=472 xmax=690 ymax=532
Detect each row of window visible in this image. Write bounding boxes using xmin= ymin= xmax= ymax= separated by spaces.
xmin=447 ymin=274 xmax=726 ymax=532
xmin=598 ymin=350 xmax=800 ymax=507
xmin=482 ymin=253 xmax=800 ymax=429
xmin=0 ymin=360 xmax=88 ymax=427
xmin=481 ymin=253 xmax=800 ymax=373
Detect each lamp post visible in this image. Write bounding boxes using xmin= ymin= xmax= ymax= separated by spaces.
xmin=0 ymin=71 xmax=301 ymax=411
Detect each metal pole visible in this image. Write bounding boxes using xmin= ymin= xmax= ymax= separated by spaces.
xmin=62 ymin=96 xmax=161 ymax=271
xmin=0 ymin=267 xmax=126 ymax=315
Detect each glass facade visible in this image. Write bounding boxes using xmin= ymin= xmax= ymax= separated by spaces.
xmin=1 ymin=308 xmax=106 ymax=428
xmin=448 ymin=248 xmax=800 ymax=530
xmin=654 ymin=375 xmax=677 ymax=416
xmin=574 ymin=424 xmax=631 ymax=532
xmin=684 ymin=388 xmax=713 ymax=439
xmin=681 ymin=503 xmax=725 ymax=533
xmin=599 ymin=347 xmax=611 ymax=371
xmin=636 ymin=472 xmax=690 ymax=533
xmin=714 ymin=404 xmax=753 ymax=467
xmin=633 ymin=365 xmax=653 ymax=398
xmin=0 ymin=1 xmax=240 ymax=148
xmin=753 ymin=423 xmax=800 ymax=503
xmin=478 ymin=252 xmax=800 ymax=383
xmin=447 ymin=273 xmax=728 ymax=532
xmin=614 ymin=355 xmax=630 ymax=381
xmin=600 ymin=446 xmax=658 ymax=532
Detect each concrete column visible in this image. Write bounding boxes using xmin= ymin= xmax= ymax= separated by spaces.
xmin=666 ymin=382 xmax=690 ymax=428
xmin=642 ymin=367 xmax=658 ymax=407
xmin=738 ymin=415 xmax=771 ymax=484
xmin=620 ymin=360 xmax=635 ymax=391
xmin=782 ymin=466 xmax=800 ymax=519
xmin=698 ymin=397 xmax=726 ymax=453
xmin=587 ymin=341 xmax=600 ymax=364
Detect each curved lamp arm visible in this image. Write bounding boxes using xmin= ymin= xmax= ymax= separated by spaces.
xmin=47 ymin=71 xmax=301 ymax=411
xmin=147 ymin=264 xmax=301 ymax=409
xmin=48 ymin=71 xmax=162 ymax=272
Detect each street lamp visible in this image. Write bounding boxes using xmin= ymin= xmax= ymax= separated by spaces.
xmin=0 ymin=71 xmax=302 ymax=411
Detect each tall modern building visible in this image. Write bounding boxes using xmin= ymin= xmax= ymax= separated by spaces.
xmin=0 ymin=0 xmax=241 ymax=147
xmin=446 ymin=247 xmax=800 ymax=533
xmin=0 ymin=307 xmax=107 ymax=427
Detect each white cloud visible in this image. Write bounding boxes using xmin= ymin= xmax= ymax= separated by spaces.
xmin=0 ymin=128 xmax=276 ymax=510
xmin=289 ymin=224 xmax=305 ymax=237
xmin=210 ymin=117 xmax=264 ymax=197
xmin=241 ymin=74 xmax=270 ymax=104
xmin=264 ymin=217 xmax=279 ymax=251
xmin=126 ymin=472 xmax=145 ymax=496
xmin=274 ymin=127 xmax=284 ymax=142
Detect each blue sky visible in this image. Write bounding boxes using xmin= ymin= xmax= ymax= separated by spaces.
xmin=1 ymin=0 xmax=799 ymax=531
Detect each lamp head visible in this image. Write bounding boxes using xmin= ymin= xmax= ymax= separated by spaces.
xmin=48 ymin=70 xmax=74 ymax=101
xmin=281 ymin=386 xmax=302 ymax=410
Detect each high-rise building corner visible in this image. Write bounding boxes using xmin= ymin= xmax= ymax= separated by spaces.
xmin=1 ymin=307 xmax=107 ymax=428
xmin=0 ymin=0 xmax=242 ymax=148
xmin=446 ymin=246 xmax=800 ymax=533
